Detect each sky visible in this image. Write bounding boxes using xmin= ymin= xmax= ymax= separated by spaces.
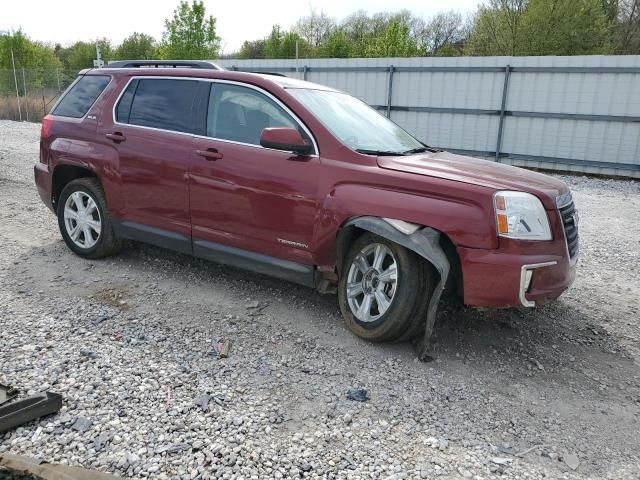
xmin=1 ymin=0 xmax=479 ymax=54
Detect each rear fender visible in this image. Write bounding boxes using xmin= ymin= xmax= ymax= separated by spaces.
xmin=49 ymin=139 xmax=122 ymax=213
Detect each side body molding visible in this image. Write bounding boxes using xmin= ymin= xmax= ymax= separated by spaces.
xmin=343 ymin=216 xmax=450 ymax=360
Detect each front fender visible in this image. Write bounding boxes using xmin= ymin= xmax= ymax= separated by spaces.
xmin=313 ymin=183 xmax=496 ymax=270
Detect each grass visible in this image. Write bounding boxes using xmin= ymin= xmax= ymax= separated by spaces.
xmin=0 ymin=95 xmax=57 ymax=123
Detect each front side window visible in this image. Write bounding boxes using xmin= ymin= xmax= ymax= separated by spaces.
xmin=207 ymin=83 xmax=299 ymax=146
xmin=53 ymin=75 xmax=110 ymax=118
xmin=288 ymin=88 xmax=423 ymax=154
xmin=120 ymin=78 xmax=199 ymax=133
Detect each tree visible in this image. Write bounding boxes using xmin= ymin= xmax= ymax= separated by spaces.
xmin=465 ymin=0 xmax=527 ymax=55
xmin=365 ymin=19 xmax=420 ymax=57
xmin=294 ymin=8 xmax=336 ymax=50
xmin=264 ymin=25 xmax=284 ymax=58
xmin=340 ymin=10 xmax=374 ymax=56
xmin=317 ymin=30 xmax=352 ymax=57
xmin=114 ymin=32 xmax=157 ymax=60
xmin=413 ymin=11 xmax=467 ymax=56
xmin=60 ymin=39 xmax=112 ymax=71
xmin=520 ymin=0 xmax=612 ymax=55
xmin=0 ymin=30 xmax=62 ymax=95
xmin=465 ymin=0 xmax=612 ymax=55
xmin=237 ymin=39 xmax=266 ymax=59
xmin=161 ymin=0 xmax=220 ymax=59
xmin=615 ymin=0 xmax=640 ymax=53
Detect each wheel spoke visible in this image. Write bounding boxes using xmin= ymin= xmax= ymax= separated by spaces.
xmin=71 ymin=192 xmax=84 ymax=212
xmin=85 ymin=197 xmax=98 ymax=215
xmin=378 ymin=265 xmax=397 ymax=284
xmin=64 ymin=208 xmax=78 ymax=220
xmin=82 ymin=225 xmax=94 ymax=246
xmin=372 ymin=244 xmax=387 ymax=270
xmin=87 ymin=219 xmax=101 ymax=235
xmin=70 ymin=224 xmax=82 ymax=241
xmin=374 ymin=289 xmax=391 ymax=314
xmin=356 ymin=293 xmax=373 ymax=319
xmin=346 ymin=281 xmax=364 ymax=299
xmin=354 ymin=254 xmax=370 ymax=274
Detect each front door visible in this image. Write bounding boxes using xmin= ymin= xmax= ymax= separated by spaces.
xmin=190 ymin=81 xmax=319 ymax=266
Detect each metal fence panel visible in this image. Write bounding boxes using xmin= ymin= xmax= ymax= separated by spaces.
xmin=1 ymin=57 xmax=638 ymax=178
xmin=218 ymin=56 xmax=640 ymax=178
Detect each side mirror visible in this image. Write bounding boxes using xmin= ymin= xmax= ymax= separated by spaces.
xmin=260 ymin=127 xmax=313 ymax=155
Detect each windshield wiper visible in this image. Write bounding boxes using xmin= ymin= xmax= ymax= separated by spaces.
xmin=355 ymin=148 xmax=404 ymax=156
xmin=402 ymin=146 xmax=441 ymax=154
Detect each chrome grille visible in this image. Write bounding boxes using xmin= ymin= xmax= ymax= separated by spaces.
xmin=559 ymin=201 xmax=579 ymax=260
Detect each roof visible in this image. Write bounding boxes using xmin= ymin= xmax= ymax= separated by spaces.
xmin=88 ymin=62 xmax=339 ymax=92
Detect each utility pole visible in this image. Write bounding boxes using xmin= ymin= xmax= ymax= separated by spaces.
xmin=93 ymin=43 xmax=104 ymax=68
xmin=295 ymin=41 xmax=299 ymax=77
xmin=11 ymin=49 xmax=22 ymax=122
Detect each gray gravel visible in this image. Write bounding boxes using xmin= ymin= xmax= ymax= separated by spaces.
xmin=1 ymin=119 xmax=639 ymax=479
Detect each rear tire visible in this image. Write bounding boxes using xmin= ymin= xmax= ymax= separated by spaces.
xmin=338 ymin=233 xmax=433 ymax=342
xmin=57 ymin=178 xmax=121 ymax=259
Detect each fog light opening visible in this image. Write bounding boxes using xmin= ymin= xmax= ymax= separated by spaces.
xmin=524 ymin=269 xmax=534 ymax=292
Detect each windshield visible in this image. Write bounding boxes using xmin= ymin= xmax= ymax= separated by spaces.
xmin=288 ymin=88 xmax=424 ymax=154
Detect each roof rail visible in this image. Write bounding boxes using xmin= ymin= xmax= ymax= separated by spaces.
xmin=252 ymin=71 xmax=288 ymax=77
xmin=107 ymin=60 xmax=224 ymax=70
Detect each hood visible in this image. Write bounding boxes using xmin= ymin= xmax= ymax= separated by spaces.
xmin=378 ymin=150 xmax=568 ymax=210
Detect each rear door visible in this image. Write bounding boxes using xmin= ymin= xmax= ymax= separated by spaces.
xmin=101 ymin=77 xmax=199 ymax=253
xmin=189 ymin=81 xmax=319 ymax=266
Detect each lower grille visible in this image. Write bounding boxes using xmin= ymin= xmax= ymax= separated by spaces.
xmin=559 ymin=202 xmax=579 ymax=260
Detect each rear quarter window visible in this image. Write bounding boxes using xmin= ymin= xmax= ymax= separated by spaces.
xmin=52 ymin=75 xmax=111 ymax=118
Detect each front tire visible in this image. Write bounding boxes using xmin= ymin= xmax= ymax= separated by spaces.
xmin=338 ymin=233 xmax=433 ymax=342
xmin=57 ymin=178 xmax=121 ymax=259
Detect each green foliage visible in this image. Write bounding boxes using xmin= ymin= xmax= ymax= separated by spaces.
xmin=161 ymin=0 xmax=220 ymax=59
xmin=114 ymin=33 xmax=157 ymax=60
xmin=264 ymin=25 xmax=284 ymax=59
xmin=364 ymin=19 xmax=420 ymax=57
xmin=465 ymin=0 xmax=613 ymax=55
xmin=0 ymin=30 xmax=63 ymax=95
xmin=237 ymin=40 xmax=266 ymax=59
xmin=317 ymin=30 xmax=352 ymax=58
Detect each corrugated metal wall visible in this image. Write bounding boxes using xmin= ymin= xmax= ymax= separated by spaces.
xmin=217 ymin=56 xmax=640 ymax=179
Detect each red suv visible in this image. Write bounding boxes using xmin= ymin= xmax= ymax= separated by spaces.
xmin=35 ymin=60 xmax=578 ymax=358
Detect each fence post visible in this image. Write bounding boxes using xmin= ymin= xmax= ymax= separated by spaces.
xmin=495 ymin=64 xmax=511 ymax=162
xmin=10 ymin=49 xmax=22 ymax=122
xmin=386 ymin=65 xmax=395 ymax=118
xmin=303 ymin=65 xmax=308 ymax=81
xmin=22 ymin=68 xmax=29 ymax=122
xmin=56 ymin=68 xmax=61 ymax=93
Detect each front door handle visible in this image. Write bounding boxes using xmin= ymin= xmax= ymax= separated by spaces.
xmin=105 ymin=132 xmax=126 ymax=143
xmin=196 ymin=149 xmax=223 ymax=161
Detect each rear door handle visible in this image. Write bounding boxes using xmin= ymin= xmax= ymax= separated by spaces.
xmin=105 ymin=132 xmax=126 ymax=143
xmin=196 ymin=149 xmax=223 ymax=161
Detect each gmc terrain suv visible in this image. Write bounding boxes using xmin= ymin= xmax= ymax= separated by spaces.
xmin=35 ymin=60 xmax=578 ymax=358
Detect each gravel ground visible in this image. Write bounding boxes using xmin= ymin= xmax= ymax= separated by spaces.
xmin=0 ymin=119 xmax=639 ymax=480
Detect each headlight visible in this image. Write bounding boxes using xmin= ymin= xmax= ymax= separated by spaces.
xmin=493 ymin=191 xmax=552 ymax=241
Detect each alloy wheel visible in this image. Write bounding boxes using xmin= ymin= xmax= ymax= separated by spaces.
xmin=346 ymin=243 xmax=398 ymax=322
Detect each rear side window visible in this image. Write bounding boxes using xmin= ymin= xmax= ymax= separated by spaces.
xmin=119 ymin=78 xmax=199 ymax=133
xmin=52 ymin=75 xmax=110 ymax=118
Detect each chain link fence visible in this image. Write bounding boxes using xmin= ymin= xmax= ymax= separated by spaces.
xmin=0 ymin=69 xmax=78 ymax=122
